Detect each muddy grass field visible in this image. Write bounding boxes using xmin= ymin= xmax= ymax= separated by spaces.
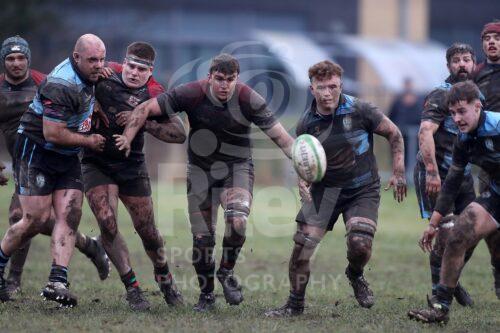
xmin=0 ymin=181 xmax=498 ymax=332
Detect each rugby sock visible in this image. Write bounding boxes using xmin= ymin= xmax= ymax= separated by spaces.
xmin=220 ymin=236 xmax=245 ymax=270
xmin=194 ymin=264 xmax=214 ymax=294
xmin=287 ymin=290 xmax=305 ymax=309
xmin=121 ymin=269 xmax=140 ymax=289
xmin=0 ymin=247 xmax=10 ymax=276
xmin=48 ymin=264 xmax=68 ymax=284
xmin=429 ymin=251 xmax=442 ymax=295
xmin=346 ymin=263 xmax=363 ymax=279
xmin=435 ymin=284 xmax=454 ymax=311
xmin=154 ymin=264 xmax=172 ymax=284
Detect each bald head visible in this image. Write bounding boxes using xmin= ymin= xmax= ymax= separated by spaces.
xmin=74 ymin=33 xmax=105 ymax=54
xmin=72 ymin=34 xmax=106 ymax=83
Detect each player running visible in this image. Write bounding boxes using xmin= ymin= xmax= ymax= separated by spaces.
xmin=408 ymin=81 xmax=500 ymax=324
xmin=0 ymin=34 xmax=106 ymax=306
xmin=82 ymin=42 xmax=186 ymax=311
xmin=414 ymin=43 xmax=477 ymax=307
xmin=0 ymin=35 xmax=109 ymax=299
xmin=114 ymin=53 xmax=294 ymax=311
xmin=474 ymin=21 xmax=500 ymax=297
xmin=265 ymin=60 xmax=406 ymax=317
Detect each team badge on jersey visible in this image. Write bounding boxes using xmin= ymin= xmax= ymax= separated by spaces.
xmin=343 ymin=116 xmax=352 ymax=131
xmin=313 ymin=126 xmax=321 ymax=137
xmin=36 ymin=173 xmax=45 ymax=188
xmin=485 ymin=138 xmax=494 ymax=151
xmin=127 ymin=95 xmax=141 ymax=108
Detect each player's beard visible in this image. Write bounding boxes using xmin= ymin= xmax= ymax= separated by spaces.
xmin=6 ymin=67 xmax=28 ymax=82
xmin=452 ymin=69 xmax=471 ymax=82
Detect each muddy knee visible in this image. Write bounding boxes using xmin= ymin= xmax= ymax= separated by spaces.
xmin=446 ymin=209 xmax=477 ymax=253
xmin=17 ymin=211 xmax=51 ymax=239
xmin=433 ymin=215 xmax=458 ymax=256
xmin=290 ymin=230 xmax=320 ymax=270
xmin=346 ymin=219 xmax=376 ymax=265
xmin=66 ymin=206 xmax=82 ymax=232
xmin=9 ymin=207 xmax=23 ymax=226
xmin=223 ymin=202 xmax=249 ymax=244
xmin=98 ymin=213 xmax=119 ymax=242
xmin=8 ymin=194 xmax=22 ymax=225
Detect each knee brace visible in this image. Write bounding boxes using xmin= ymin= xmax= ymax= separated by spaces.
xmin=293 ymin=230 xmax=321 ymax=250
xmin=224 ymin=202 xmax=250 ymax=223
xmin=346 ymin=219 xmax=376 ymax=241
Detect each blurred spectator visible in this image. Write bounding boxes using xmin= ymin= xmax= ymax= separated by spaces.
xmin=389 ymin=77 xmax=424 ymax=178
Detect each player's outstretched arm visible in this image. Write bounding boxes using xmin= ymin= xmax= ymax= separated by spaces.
xmin=374 ymin=115 xmax=407 ymax=202
xmin=145 ymin=115 xmax=187 ymax=144
xmin=43 ymin=119 xmax=105 ymax=152
xmin=114 ymin=97 xmax=162 ymax=156
xmin=418 ymin=121 xmax=441 ymax=196
xmin=262 ymin=122 xmax=294 ymax=159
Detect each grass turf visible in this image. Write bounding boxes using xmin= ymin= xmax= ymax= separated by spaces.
xmin=0 ymin=181 xmax=498 ymax=332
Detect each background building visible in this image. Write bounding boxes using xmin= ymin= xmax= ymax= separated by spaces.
xmin=1 ymin=0 xmax=498 ymax=182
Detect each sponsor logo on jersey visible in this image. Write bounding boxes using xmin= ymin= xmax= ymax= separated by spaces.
xmin=78 ymin=117 xmax=92 ymax=133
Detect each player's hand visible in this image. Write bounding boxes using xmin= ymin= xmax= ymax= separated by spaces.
xmin=384 ymin=173 xmax=407 ymax=203
xmin=98 ymin=67 xmax=113 ymax=79
xmin=419 ymin=225 xmax=437 ymax=252
xmin=87 ymin=134 xmax=106 ymax=152
xmin=115 ymin=111 xmax=131 ymax=127
xmin=93 ymin=105 xmax=109 ymax=129
xmin=425 ymin=171 xmax=441 ymax=197
xmin=0 ymin=171 xmax=8 ymax=186
xmin=113 ymin=134 xmax=131 ymax=157
xmin=298 ymin=178 xmax=312 ymax=202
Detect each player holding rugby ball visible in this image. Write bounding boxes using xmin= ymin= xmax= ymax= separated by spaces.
xmin=266 ymin=60 xmax=406 ymax=317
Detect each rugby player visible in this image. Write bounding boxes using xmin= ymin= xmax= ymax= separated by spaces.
xmin=414 ymin=43 xmax=476 ymax=306
xmin=82 ymin=42 xmax=186 ymax=311
xmin=408 ymin=81 xmax=500 ymax=324
xmin=114 ymin=53 xmax=294 ymax=311
xmin=265 ymin=60 xmax=406 ymax=317
xmin=474 ymin=21 xmax=500 ymax=297
xmin=0 ymin=36 xmax=109 ymax=299
xmin=0 ymin=34 xmax=106 ymax=306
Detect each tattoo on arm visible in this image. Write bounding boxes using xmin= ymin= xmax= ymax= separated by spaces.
xmin=122 ymin=99 xmax=156 ymax=141
xmin=375 ymin=116 xmax=405 ymax=175
xmin=418 ymin=121 xmax=440 ymax=174
xmin=145 ymin=116 xmax=186 ymax=143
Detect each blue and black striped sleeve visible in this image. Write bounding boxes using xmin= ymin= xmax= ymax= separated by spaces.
xmin=39 ymin=82 xmax=79 ymax=123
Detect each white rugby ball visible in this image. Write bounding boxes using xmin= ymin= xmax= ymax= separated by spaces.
xmin=292 ymin=134 xmax=327 ymax=183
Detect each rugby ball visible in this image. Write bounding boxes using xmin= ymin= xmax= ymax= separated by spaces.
xmin=292 ymin=134 xmax=327 ymax=183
